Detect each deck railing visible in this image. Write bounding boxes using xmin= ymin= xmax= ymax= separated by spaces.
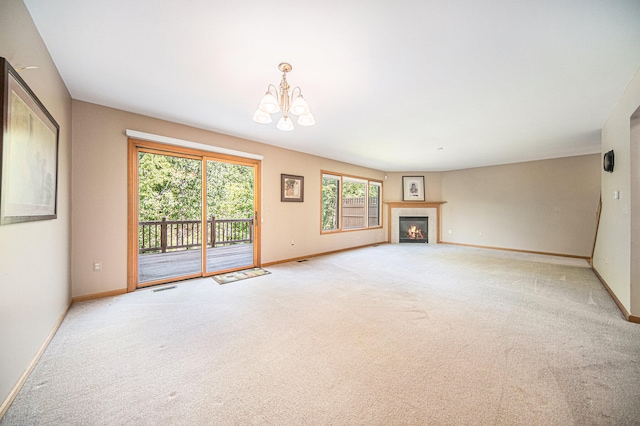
xmin=139 ymin=216 xmax=253 ymax=254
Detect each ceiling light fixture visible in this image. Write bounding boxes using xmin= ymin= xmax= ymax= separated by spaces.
xmin=253 ymin=62 xmax=315 ymax=131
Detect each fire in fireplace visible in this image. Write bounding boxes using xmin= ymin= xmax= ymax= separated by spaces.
xmin=399 ymin=216 xmax=428 ymax=243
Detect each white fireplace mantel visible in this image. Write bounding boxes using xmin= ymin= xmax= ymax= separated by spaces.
xmin=386 ymin=202 xmax=446 ymax=244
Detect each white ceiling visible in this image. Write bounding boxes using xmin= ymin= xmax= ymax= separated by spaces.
xmin=23 ymin=0 xmax=640 ymax=171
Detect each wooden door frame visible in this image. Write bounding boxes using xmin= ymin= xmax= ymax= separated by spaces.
xmin=127 ymin=138 xmax=261 ymax=292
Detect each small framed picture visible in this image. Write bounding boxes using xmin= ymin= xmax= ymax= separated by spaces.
xmin=281 ymin=174 xmax=304 ymax=202
xmin=402 ymin=176 xmax=425 ymax=201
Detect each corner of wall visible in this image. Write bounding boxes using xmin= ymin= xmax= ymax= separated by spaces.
xmin=592 ymin=65 xmax=640 ymax=317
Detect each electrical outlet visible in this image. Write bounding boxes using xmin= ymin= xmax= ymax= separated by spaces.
xmin=93 ymin=261 xmax=102 ymax=272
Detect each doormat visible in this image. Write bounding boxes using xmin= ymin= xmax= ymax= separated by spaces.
xmin=212 ymin=268 xmax=270 ymax=285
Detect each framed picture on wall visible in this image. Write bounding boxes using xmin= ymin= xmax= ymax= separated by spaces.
xmin=281 ymin=174 xmax=304 ymax=202
xmin=402 ymin=176 xmax=425 ymax=201
xmin=0 ymin=57 xmax=60 ymax=224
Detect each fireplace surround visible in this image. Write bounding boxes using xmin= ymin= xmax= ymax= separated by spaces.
xmin=386 ymin=202 xmax=446 ymax=244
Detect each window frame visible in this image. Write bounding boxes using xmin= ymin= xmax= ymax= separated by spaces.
xmin=320 ymin=171 xmax=383 ymax=234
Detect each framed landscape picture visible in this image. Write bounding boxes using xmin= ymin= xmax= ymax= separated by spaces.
xmin=1 ymin=57 xmax=59 ymax=224
xmin=402 ymin=176 xmax=425 ymax=201
xmin=281 ymin=174 xmax=304 ymax=202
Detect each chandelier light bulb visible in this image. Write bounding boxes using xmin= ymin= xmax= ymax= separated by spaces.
xmin=252 ymin=109 xmax=272 ymax=124
xmin=290 ymin=95 xmax=310 ymax=116
xmin=297 ymin=112 xmax=315 ymax=126
xmin=258 ymin=92 xmax=279 ymax=114
xmin=277 ymin=116 xmax=294 ymax=131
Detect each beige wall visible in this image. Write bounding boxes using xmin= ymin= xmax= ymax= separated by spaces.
xmin=383 ymin=172 xmax=443 ymax=202
xmin=594 ymin=66 xmax=640 ymax=317
xmin=72 ymin=97 xmax=603 ymax=299
xmin=73 ymin=106 xmax=601 ymax=300
xmin=71 ymin=101 xmax=387 ymax=297
xmin=376 ymin=156 xmax=600 ymax=257
xmin=0 ymin=0 xmax=72 ymax=409
xmin=438 ymin=155 xmax=600 ymax=256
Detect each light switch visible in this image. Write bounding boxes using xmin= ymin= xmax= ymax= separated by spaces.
xmin=614 ymin=191 xmax=620 ymax=199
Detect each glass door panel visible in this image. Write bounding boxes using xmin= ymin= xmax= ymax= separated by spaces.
xmin=137 ymin=151 xmax=202 ymax=285
xmin=205 ymin=159 xmax=256 ymax=274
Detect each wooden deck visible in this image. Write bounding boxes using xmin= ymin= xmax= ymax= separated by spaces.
xmin=138 ymin=244 xmax=254 ymax=283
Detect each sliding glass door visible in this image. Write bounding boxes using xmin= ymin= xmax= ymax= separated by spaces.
xmin=128 ymin=139 xmax=261 ymax=290
xmin=204 ymin=159 xmax=255 ymax=274
xmin=136 ymin=150 xmax=203 ymax=286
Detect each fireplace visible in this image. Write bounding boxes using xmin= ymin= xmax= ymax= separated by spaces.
xmin=387 ymin=202 xmax=444 ymax=244
xmin=399 ymin=216 xmax=428 ymax=243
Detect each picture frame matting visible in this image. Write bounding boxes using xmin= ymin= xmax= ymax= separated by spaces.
xmin=402 ymin=176 xmax=425 ymax=201
xmin=281 ymin=173 xmax=304 ymax=202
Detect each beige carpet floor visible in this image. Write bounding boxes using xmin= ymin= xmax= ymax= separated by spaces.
xmin=2 ymin=244 xmax=639 ymax=425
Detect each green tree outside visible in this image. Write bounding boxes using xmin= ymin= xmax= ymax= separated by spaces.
xmin=137 ymin=152 xmax=254 ymax=250
xmin=138 ymin=153 xmax=254 ymax=221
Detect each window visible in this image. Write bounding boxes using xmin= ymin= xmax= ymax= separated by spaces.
xmin=322 ymin=174 xmax=340 ymax=231
xmin=368 ymin=182 xmax=381 ymax=227
xmin=321 ymin=172 xmax=382 ymax=233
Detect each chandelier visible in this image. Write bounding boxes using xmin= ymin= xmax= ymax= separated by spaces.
xmin=253 ymin=62 xmax=315 ymax=131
